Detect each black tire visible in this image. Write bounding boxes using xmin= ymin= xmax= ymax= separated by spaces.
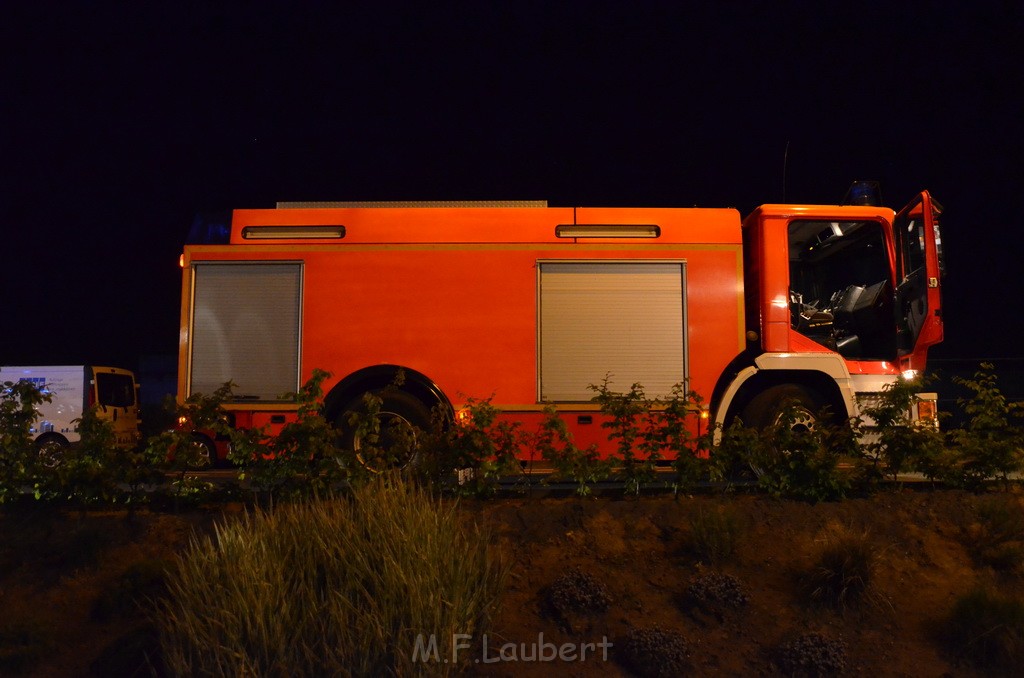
xmin=740 ymin=384 xmax=823 ymax=432
xmin=35 ymin=434 xmax=69 ymax=468
xmin=739 ymin=385 xmax=824 ymax=477
xmin=339 ymin=389 xmax=432 ymax=473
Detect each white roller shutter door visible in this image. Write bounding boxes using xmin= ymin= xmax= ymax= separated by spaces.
xmin=539 ymin=261 xmax=686 ymax=401
xmin=189 ymin=263 xmax=301 ymax=400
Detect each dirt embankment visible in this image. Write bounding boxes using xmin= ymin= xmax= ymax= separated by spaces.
xmin=1 ymin=488 xmax=1017 ymax=677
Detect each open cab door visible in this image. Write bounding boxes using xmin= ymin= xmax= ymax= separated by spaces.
xmin=894 ymin=191 xmax=944 ymax=370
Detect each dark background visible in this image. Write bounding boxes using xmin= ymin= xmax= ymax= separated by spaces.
xmin=3 ymin=2 xmax=1023 ymax=407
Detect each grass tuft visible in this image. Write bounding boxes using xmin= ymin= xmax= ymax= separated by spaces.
xmin=947 ymin=585 xmax=1024 ymax=671
xmin=803 ymin=523 xmax=887 ymax=613
xmin=686 ymin=505 xmax=743 ymax=565
xmin=153 ymin=475 xmax=509 ymax=677
xmin=962 ymin=495 xmax=1024 ymax=572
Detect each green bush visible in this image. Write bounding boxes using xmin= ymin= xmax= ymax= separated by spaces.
xmin=51 ymin=406 xmax=162 ymax=510
xmin=154 ymin=476 xmax=508 ymax=677
xmin=145 ymin=383 xmax=241 ymax=507
xmin=238 ymin=369 xmax=354 ymax=506
xmin=590 ymin=377 xmax=658 ymax=494
xmin=138 ymin=364 xmax=1023 ymax=501
xmin=0 ymin=379 xmax=51 ymax=504
xmin=40 ymin=405 xmax=117 ymax=507
xmin=536 ymin=403 xmax=611 ymax=495
xmin=945 ymin=363 xmax=1024 ymax=490
xmin=658 ymin=388 xmax=718 ymax=493
xmin=747 ymin=403 xmax=854 ymax=503
xmin=341 ymin=384 xmax=419 ymax=479
xmin=590 ymin=379 xmax=717 ymax=495
xmin=857 ymin=376 xmax=946 ymax=484
xmin=713 ymin=418 xmax=764 ymax=483
xmin=415 ymin=395 xmax=528 ymax=496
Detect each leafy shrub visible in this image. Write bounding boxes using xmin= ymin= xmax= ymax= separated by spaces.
xmin=654 ymin=386 xmax=718 ymax=492
xmin=686 ymin=505 xmax=744 ymax=565
xmin=803 ymin=523 xmax=885 ymax=613
xmin=21 ymin=402 xmax=165 ymax=512
xmin=537 ymin=403 xmax=610 ymax=495
xmin=591 ymin=379 xmax=717 ymax=495
xmin=154 ymin=476 xmax=508 ymax=677
xmin=590 ymin=377 xmax=658 ymax=494
xmin=945 ymin=363 xmax=1024 ymax=490
xmin=857 ymin=375 xmax=947 ymax=484
xmin=617 ymin=626 xmax=689 ymax=678
xmin=947 ymin=586 xmax=1024 ymax=671
xmin=416 ymin=395 xmax=527 ymax=496
xmin=749 ymin=402 xmax=854 ymax=503
xmin=773 ymin=632 xmax=847 ymax=677
xmin=0 ymin=379 xmax=51 ymax=504
xmin=714 ymin=418 xmax=765 ymax=483
xmin=145 ymin=383 xmax=240 ymax=508
xmin=341 ymin=380 xmax=421 ymax=478
xmin=237 ymin=369 xmax=352 ymax=506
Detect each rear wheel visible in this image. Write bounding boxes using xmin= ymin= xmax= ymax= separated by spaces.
xmin=189 ymin=435 xmax=217 ymax=469
xmin=339 ymin=390 xmax=432 ymax=473
xmin=36 ymin=434 xmax=69 ymax=468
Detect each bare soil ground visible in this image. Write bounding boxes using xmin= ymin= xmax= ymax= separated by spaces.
xmin=0 ymin=487 xmax=1016 ymax=677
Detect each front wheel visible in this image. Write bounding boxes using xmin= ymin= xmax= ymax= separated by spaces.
xmin=339 ymin=390 xmax=432 ymax=473
xmin=740 ymin=384 xmax=824 ymax=432
xmin=738 ymin=385 xmax=826 ymax=477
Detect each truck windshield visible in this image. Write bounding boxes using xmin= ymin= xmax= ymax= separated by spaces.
xmin=787 ymin=220 xmax=895 ymax=360
xmin=96 ymin=373 xmax=136 ymax=408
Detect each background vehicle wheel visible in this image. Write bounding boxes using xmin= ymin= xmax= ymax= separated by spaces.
xmin=339 ymin=390 xmax=431 ymax=473
xmin=35 ymin=434 xmax=69 ymax=468
xmin=189 ymin=434 xmax=217 ymax=469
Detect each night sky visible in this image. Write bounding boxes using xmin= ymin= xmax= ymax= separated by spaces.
xmin=4 ymin=2 xmax=1023 ymax=391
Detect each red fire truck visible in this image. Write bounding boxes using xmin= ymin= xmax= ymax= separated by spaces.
xmin=177 ymin=188 xmax=943 ymax=464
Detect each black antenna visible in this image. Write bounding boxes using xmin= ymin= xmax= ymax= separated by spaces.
xmin=782 ymin=140 xmax=790 ymax=202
